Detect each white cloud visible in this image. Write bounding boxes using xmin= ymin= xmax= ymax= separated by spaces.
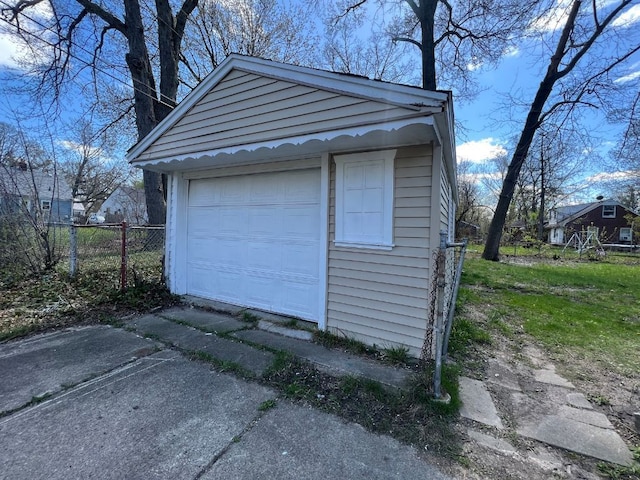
xmin=457 ymin=138 xmax=507 ymax=164
xmin=611 ymin=4 xmax=640 ymax=27
xmin=0 ymin=3 xmax=54 ymax=70
xmin=0 ymin=33 xmax=21 ymax=68
xmin=502 ymin=45 xmax=520 ymax=58
xmin=59 ymin=140 xmax=105 ymax=160
xmin=585 ymin=170 xmax=640 ymax=183
xmin=615 ymin=70 xmax=640 ymax=83
xmin=530 ymin=0 xmax=573 ymax=33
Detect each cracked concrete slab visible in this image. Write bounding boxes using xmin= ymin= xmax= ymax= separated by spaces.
xmin=557 ymin=405 xmax=613 ymax=429
xmin=459 ymin=377 xmax=504 ymax=429
xmin=566 ymin=392 xmax=593 ymax=410
xmin=159 ymin=307 xmax=247 ymax=333
xmin=234 ymin=329 xmax=411 ymax=388
xmin=0 ymin=326 xmax=159 ymax=414
xmin=201 ymin=403 xmax=452 ymax=480
xmin=518 ymin=415 xmax=632 ymax=466
xmin=486 ymin=358 xmax=521 ymax=391
xmin=467 ymin=429 xmax=516 ymax=455
xmin=533 ymin=368 xmax=574 ymax=388
xmin=128 ymin=315 xmax=274 ymax=376
xmin=0 ymin=351 xmax=276 ymax=480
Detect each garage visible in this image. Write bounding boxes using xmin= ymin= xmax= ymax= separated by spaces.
xmin=185 ymin=168 xmax=322 ymax=322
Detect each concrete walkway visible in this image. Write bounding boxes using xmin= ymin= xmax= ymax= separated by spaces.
xmin=458 ymin=356 xmax=634 ymax=467
xmin=0 ymin=307 xmax=448 ymax=480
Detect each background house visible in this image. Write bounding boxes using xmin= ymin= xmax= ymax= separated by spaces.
xmin=127 ymin=55 xmax=457 ymax=356
xmin=99 ymin=186 xmax=148 ymax=224
xmin=547 ymin=199 xmax=639 ymax=245
xmin=0 ymin=165 xmax=73 ymax=223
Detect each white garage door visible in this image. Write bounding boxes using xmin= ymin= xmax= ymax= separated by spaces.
xmin=186 ymin=169 xmax=321 ymax=322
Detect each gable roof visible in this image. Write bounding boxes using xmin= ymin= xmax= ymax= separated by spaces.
xmin=0 ymin=166 xmax=72 ymax=201
xmin=550 ymin=199 xmax=639 ymax=227
xmin=126 ymin=55 xmax=456 ymax=186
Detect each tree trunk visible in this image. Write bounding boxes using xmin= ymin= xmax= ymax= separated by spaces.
xmin=482 ymin=0 xmax=581 ymax=260
xmin=124 ymin=0 xmax=166 ymax=224
xmin=419 ymin=0 xmax=437 ymax=90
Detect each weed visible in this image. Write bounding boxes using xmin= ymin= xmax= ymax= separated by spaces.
xmin=597 ymin=460 xmax=640 ymax=480
xmin=590 ymin=394 xmax=612 ymax=406
xmin=258 ymin=399 xmax=277 ymax=411
xmin=29 ymin=392 xmax=53 ymax=405
xmin=186 ymin=350 xmax=252 ymax=378
xmin=242 ymin=311 xmax=260 ymax=323
xmin=314 ymin=330 xmax=377 ymax=355
xmin=383 ymin=345 xmax=411 ymax=365
xmin=283 ymin=318 xmax=298 ymax=328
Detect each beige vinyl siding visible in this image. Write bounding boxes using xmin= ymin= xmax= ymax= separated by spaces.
xmin=327 ymin=145 xmax=433 ymax=356
xmin=138 ymin=71 xmax=418 ymax=161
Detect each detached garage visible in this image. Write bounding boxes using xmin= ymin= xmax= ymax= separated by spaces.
xmin=127 ymin=54 xmax=457 ymax=356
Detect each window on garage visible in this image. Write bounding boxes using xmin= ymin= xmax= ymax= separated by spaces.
xmin=334 ymin=150 xmax=396 ymax=249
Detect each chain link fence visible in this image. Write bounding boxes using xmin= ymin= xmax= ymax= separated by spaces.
xmin=66 ymin=223 xmax=164 ymax=290
xmin=421 ymin=231 xmax=468 ymax=400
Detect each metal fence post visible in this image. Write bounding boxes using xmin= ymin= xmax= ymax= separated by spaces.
xmin=69 ymin=224 xmax=77 ymax=278
xmin=433 ymin=230 xmax=448 ymax=400
xmin=442 ymin=238 xmax=468 ymax=362
xmin=120 ymin=221 xmax=127 ymax=291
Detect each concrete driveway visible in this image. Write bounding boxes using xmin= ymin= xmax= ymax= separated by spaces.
xmin=0 ymin=325 xmax=451 ymax=479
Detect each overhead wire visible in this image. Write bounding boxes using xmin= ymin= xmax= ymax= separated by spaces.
xmin=0 ymin=0 xmax=177 ymax=112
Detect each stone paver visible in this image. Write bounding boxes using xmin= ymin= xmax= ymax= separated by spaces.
xmin=234 ymin=329 xmax=410 ymax=388
xmin=566 ymin=392 xmax=593 ymax=410
xmin=159 ymin=306 xmax=247 ymax=333
xmin=518 ymin=415 xmax=632 ymax=466
xmin=459 ymin=377 xmax=504 ymax=429
xmin=557 ymin=405 xmax=613 ymax=429
xmin=128 ymin=315 xmax=274 ymax=376
xmin=486 ymin=358 xmax=521 ymax=391
xmin=533 ymin=368 xmax=575 ymax=388
xmin=467 ymin=429 xmax=516 ymax=454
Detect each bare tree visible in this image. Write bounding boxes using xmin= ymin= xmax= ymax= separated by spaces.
xmin=0 ymin=127 xmax=66 ymax=276
xmin=1 ymin=0 xmax=198 ymax=224
xmin=330 ymin=0 xmax=543 ymax=92
xmin=58 ymin=120 xmax=129 ymax=215
xmin=482 ymin=0 xmax=640 ymax=260
xmin=181 ymin=0 xmax=320 ymax=86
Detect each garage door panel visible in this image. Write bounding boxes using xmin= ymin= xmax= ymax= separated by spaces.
xmin=245 ymin=276 xmax=277 ymax=309
xmin=249 ymin=174 xmax=283 ymax=203
xmin=285 ymin=170 xmax=321 ymax=201
xmin=281 ymin=281 xmax=316 ymax=318
xmin=283 ymin=206 xmax=320 ymax=237
xmin=248 ymin=206 xmax=282 ymax=236
xmin=282 ymin=244 xmax=319 ymax=276
xmin=247 ymin=241 xmax=280 ymax=271
xmin=187 ymin=169 xmax=321 ymax=322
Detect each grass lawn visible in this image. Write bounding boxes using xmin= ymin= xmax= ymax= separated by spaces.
xmin=458 ymin=247 xmax=640 ymax=375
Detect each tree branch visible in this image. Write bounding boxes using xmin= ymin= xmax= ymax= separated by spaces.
xmin=74 ymin=0 xmax=126 ymax=35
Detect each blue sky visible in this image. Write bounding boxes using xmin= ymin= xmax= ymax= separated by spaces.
xmin=1 ymin=0 xmax=639 ymax=206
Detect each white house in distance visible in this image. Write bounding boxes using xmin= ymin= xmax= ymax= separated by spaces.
xmin=99 ymin=185 xmax=148 ymax=225
xmin=127 ymin=55 xmax=458 ymax=356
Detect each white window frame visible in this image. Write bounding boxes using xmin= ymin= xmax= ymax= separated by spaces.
xmin=620 ymin=227 xmax=632 ymax=242
xmin=602 ymin=205 xmax=616 ymax=218
xmin=40 ymin=200 xmax=51 ymax=210
xmin=334 ymin=149 xmax=396 ymax=250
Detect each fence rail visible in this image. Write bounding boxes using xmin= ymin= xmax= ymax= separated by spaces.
xmin=68 ymin=223 xmax=164 ymax=290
